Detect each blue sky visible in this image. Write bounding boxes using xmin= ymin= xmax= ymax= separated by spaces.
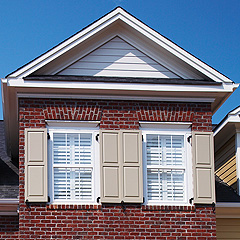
xmin=0 ymin=0 xmax=239 ymax=123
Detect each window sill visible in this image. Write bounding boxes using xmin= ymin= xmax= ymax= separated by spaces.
xmin=47 ymin=204 xmax=101 ymax=210
xmin=46 ymin=203 xmax=195 ymax=212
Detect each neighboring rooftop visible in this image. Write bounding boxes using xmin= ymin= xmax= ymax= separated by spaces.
xmin=215 ymin=175 xmax=240 ymax=202
xmin=0 ymin=121 xmax=18 ymax=199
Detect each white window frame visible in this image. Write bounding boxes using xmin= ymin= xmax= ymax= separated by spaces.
xmin=48 ymin=126 xmax=100 ymax=204
xmin=141 ymin=123 xmax=192 ymax=206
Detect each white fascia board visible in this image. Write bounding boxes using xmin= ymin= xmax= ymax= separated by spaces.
xmin=7 ymin=78 xmax=238 ymax=93
xmin=230 ymin=106 xmax=240 ymax=115
xmin=118 ymin=9 xmax=232 ymax=83
xmin=7 ymin=7 xmax=232 ymax=83
xmin=214 ymin=113 xmax=240 ymax=136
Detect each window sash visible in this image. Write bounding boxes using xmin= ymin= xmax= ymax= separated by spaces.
xmin=144 ymin=133 xmax=187 ymax=204
xmin=50 ymin=131 xmax=96 ymax=202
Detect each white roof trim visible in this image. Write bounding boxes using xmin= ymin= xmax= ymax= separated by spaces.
xmin=7 ymin=7 xmax=233 ymax=83
xmin=214 ymin=106 xmax=240 ymax=136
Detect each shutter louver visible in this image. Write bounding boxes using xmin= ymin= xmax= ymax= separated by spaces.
xmin=25 ymin=128 xmax=48 ymax=202
xmin=192 ymin=131 xmax=215 ymax=204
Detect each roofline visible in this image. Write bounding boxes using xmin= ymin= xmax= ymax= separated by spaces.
xmin=5 ymin=6 xmax=121 ymax=78
xmin=214 ymin=105 xmax=240 ymax=135
xmin=5 ymin=7 xmax=233 ymax=83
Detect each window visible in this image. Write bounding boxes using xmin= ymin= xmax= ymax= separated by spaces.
xmin=48 ymin=128 xmax=99 ymax=203
xmin=142 ymin=124 xmax=192 ymax=205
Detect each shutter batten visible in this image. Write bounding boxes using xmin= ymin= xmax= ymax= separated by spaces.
xmin=192 ymin=131 xmax=215 ymax=204
xmin=25 ymin=128 xmax=48 ymax=202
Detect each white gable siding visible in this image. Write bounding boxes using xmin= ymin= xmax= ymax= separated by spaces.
xmin=58 ymin=37 xmax=180 ymax=78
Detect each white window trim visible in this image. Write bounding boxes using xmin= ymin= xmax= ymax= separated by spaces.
xmin=48 ymin=126 xmax=100 ymax=205
xmin=141 ymin=127 xmax=193 ymax=206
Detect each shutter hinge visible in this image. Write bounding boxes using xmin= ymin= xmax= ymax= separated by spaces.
xmin=189 ymin=197 xmax=194 ymax=204
xmin=97 ymin=197 xmax=100 ymax=203
xmin=143 ymin=197 xmax=145 ymax=203
xmin=142 ymin=135 xmax=144 ymax=142
xmin=95 ymin=134 xmax=99 ymax=142
xmin=121 ymin=200 xmax=126 ymax=211
xmin=212 ymin=202 xmax=216 ymax=214
xmin=48 ymin=196 xmax=50 ymax=202
xmin=187 ymin=135 xmax=192 ymax=143
xmin=47 ymin=133 xmax=50 ymax=140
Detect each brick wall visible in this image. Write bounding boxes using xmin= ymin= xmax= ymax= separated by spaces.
xmin=13 ymin=98 xmax=216 ymax=239
xmin=0 ymin=216 xmax=19 ymax=239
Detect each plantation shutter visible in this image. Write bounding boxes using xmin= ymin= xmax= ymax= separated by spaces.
xmin=25 ymin=128 xmax=48 ymax=202
xmin=53 ymin=133 xmax=93 ymax=201
xmin=100 ymin=130 xmax=143 ymax=203
xmin=100 ymin=130 xmax=121 ymax=203
xmin=192 ymin=131 xmax=215 ymax=204
xmin=146 ymin=134 xmax=185 ymax=202
xmin=122 ymin=130 xmax=143 ymax=203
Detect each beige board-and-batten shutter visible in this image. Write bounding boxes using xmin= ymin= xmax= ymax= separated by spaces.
xmin=25 ymin=128 xmax=48 ymax=202
xmin=100 ymin=130 xmax=143 ymax=203
xmin=192 ymin=131 xmax=215 ymax=204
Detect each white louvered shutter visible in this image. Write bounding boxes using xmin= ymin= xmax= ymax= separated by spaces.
xmin=53 ymin=133 xmax=93 ymax=201
xmin=146 ymin=134 xmax=185 ymax=202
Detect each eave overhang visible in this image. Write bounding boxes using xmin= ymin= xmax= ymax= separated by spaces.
xmin=214 ymin=106 xmax=240 ymax=152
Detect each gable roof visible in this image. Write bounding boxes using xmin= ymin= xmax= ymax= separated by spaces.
xmin=5 ymin=7 xmax=233 ymax=83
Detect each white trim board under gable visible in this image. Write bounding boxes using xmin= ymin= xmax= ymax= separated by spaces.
xmin=57 ymin=36 xmax=180 ymax=79
xmin=6 ymin=7 xmax=233 ymax=83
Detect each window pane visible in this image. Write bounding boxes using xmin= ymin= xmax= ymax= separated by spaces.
xmin=147 ymin=169 xmax=163 ymax=201
xmin=53 ymin=133 xmax=71 ymax=164
xmin=54 ymin=168 xmax=71 ymax=200
xmin=54 ymin=168 xmax=92 ymax=200
xmin=166 ymin=170 xmax=184 ymax=201
xmin=75 ymin=169 xmax=92 ymax=200
xmin=53 ymin=133 xmax=92 ymax=165
xmin=146 ymin=134 xmax=162 ymax=165
xmin=74 ymin=133 xmax=92 ymax=165
xmin=165 ymin=136 xmax=184 ymax=166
